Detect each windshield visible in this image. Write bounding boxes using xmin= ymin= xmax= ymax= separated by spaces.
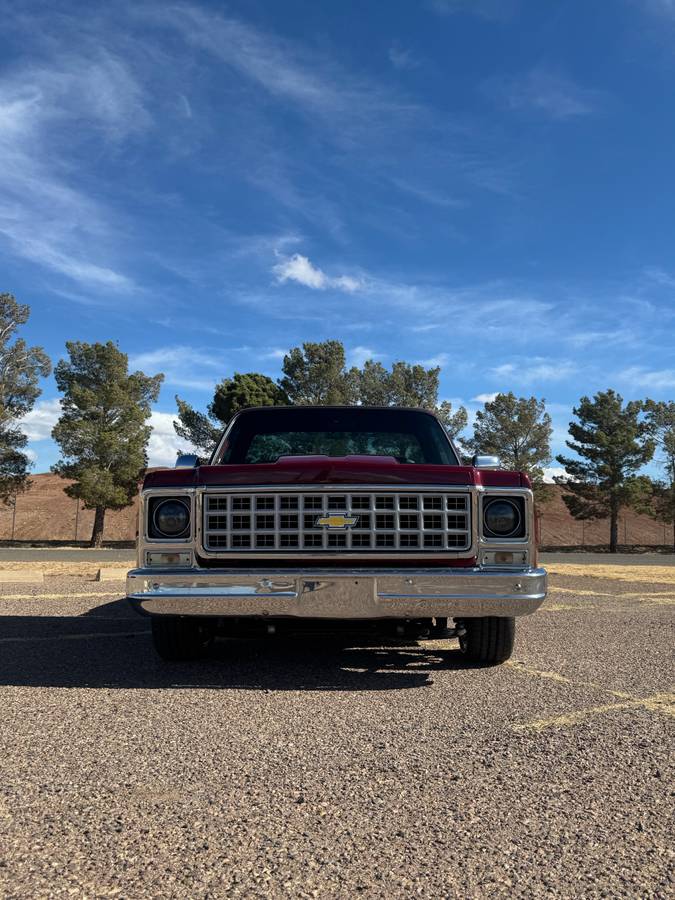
xmin=216 ymin=408 xmax=460 ymax=465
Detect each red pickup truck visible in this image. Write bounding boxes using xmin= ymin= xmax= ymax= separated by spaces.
xmin=127 ymin=406 xmax=546 ymax=665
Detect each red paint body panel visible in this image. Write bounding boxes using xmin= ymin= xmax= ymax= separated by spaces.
xmin=143 ymin=457 xmax=525 ymax=490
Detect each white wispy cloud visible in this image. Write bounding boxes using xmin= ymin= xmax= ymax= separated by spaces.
xmin=156 ymin=4 xmax=418 ymax=131
xmin=472 ymin=392 xmax=498 ymax=403
xmin=491 ymin=359 xmax=576 ymax=384
xmin=388 ymin=43 xmax=420 ymax=71
xmin=565 ymin=328 xmax=637 ymax=349
xmin=226 ymin=232 xmax=303 ymax=262
xmin=18 ymin=398 xmax=62 ymax=441
xmin=411 ymin=323 xmax=440 ymax=333
xmin=387 ymin=176 xmax=464 ymax=208
xmin=640 ymin=0 xmax=675 ymax=19
xmin=347 ymin=346 xmax=383 ymax=368
xmin=260 ymin=348 xmax=288 ymax=361
xmin=129 ymin=345 xmax=224 ymax=391
xmin=643 ymin=266 xmax=675 ymax=288
xmin=248 ymin=260 xmax=565 ymax=342
xmin=0 ymin=49 xmax=146 ymax=291
xmin=617 ymin=366 xmax=675 ymax=389
xmin=150 ymin=2 xmax=514 ymax=223
xmin=0 ymin=2 xmax=519 ymax=304
xmin=273 ymin=253 xmax=362 ymax=293
xmin=487 ymin=68 xmax=601 ymax=120
xmin=417 ymin=353 xmax=450 ymax=367
xmin=428 ymin=0 xmax=518 ymax=20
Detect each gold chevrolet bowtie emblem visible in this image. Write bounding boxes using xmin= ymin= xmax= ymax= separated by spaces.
xmin=315 ymin=515 xmax=358 ymax=530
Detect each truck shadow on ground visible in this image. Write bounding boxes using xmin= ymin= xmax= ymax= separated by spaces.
xmin=0 ymin=598 xmax=479 ymax=691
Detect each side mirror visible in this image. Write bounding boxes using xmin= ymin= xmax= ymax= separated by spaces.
xmin=175 ymin=453 xmax=199 ymax=468
xmin=472 ymin=454 xmax=501 ymax=470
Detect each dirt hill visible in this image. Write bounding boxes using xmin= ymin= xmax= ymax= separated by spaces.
xmin=0 ymin=474 xmax=139 ymax=543
xmin=536 ymin=484 xmax=671 ymax=550
xmin=0 ymin=473 xmax=670 ymax=549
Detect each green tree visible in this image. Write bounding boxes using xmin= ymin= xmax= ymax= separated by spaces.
xmin=387 ymin=361 xmax=441 ymax=409
xmin=349 ymin=359 xmax=440 ymax=407
xmin=350 ymin=360 xmax=390 ymax=405
xmin=175 ymin=373 xmax=289 ymax=458
xmin=436 ymin=400 xmax=469 ymax=443
xmin=642 ymin=400 xmax=675 ymax=551
xmin=280 ymin=341 xmax=355 ymax=404
xmin=174 ymin=398 xmax=221 ymax=458
xmin=174 ymin=341 xmax=467 ymax=456
xmin=0 ymin=293 xmax=51 ymax=503
xmin=556 ymin=390 xmax=654 ymax=553
xmin=465 ymin=393 xmax=553 ymax=498
xmin=348 ymin=358 xmax=467 ymax=439
xmin=211 ymin=372 xmax=289 ymax=424
xmin=52 ymin=342 xmax=163 ymax=547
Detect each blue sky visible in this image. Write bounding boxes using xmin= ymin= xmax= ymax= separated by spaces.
xmin=2 ymin=0 xmax=674 ymax=474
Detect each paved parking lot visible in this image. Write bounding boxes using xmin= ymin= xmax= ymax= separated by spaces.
xmin=0 ymin=565 xmax=673 ymax=898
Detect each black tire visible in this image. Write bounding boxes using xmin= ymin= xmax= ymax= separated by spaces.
xmin=458 ymin=616 xmax=515 ymax=665
xmin=150 ymin=616 xmax=213 ymax=661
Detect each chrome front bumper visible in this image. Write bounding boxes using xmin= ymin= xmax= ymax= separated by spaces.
xmin=127 ymin=566 xmax=547 ymax=619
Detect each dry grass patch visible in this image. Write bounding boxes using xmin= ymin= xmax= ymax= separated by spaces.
xmin=548 ymin=563 xmax=675 ymax=585
xmin=0 ymin=560 xmax=134 ymax=578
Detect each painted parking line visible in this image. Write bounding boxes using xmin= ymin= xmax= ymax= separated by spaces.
xmin=551 ymin=586 xmax=675 ymax=606
xmin=540 ymin=603 xmax=593 ymax=612
xmin=0 ymin=592 xmax=123 ymax=601
xmin=0 ymin=630 xmax=150 ymax=644
xmin=506 ymin=659 xmax=633 ymax=698
xmin=553 ymin=585 xmax=675 ymax=597
xmin=633 ymin=596 xmax=675 ymax=606
xmin=506 ymin=659 xmax=675 ymax=731
xmin=552 ymin=587 xmax=609 ymax=597
xmin=512 ymin=692 xmax=675 ymax=732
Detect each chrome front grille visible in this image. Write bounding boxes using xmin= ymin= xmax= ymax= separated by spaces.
xmin=202 ymin=489 xmax=471 ymax=554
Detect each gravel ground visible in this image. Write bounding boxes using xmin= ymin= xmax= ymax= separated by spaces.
xmin=0 ymin=571 xmax=673 ymax=898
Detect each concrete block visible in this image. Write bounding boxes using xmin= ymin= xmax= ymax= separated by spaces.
xmin=0 ymin=570 xmax=44 ymax=584
xmin=96 ymin=567 xmax=130 ymax=582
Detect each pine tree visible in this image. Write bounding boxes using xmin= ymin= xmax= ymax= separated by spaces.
xmin=52 ymin=342 xmax=163 ymax=547
xmin=0 ymin=294 xmax=51 ymax=503
xmin=465 ymin=393 xmax=553 ymax=498
xmin=347 ymin=357 xmax=467 ymax=438
xmin=436 ymin=400 xmax=468 ymax=443
xmin=642 ymin=400 xmax=675 ymax=551
xmin=174 ymin=341 xmax=468 ymax=454
xmin=280 ymin=341 xmax=355 ymax=405
xmin=211 ymin=372 xmax=289 ymax=425
xmin=175 ymin=373 xmax=289 ymax=458
xmin=556 ymin=390 xmax=654 ymax=553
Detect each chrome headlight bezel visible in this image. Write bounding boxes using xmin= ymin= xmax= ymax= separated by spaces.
xmin=482 ymin=497 xmax=525 ymax=540
xmin=148 ymin=497 xmax=191 ymax=540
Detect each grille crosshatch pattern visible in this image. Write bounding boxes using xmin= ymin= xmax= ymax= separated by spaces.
xmin=202 ymin=491 xmax=471 ymax=554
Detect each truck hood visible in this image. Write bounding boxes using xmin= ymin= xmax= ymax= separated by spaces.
xmin=144 ymin=455 xmax=529 ymax=489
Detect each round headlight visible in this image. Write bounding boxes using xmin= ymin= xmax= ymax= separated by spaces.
xmin=153 ymin=499 xmax=190 ymax=537
xmin=484 ymin=498 xmax=520 ymax=537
